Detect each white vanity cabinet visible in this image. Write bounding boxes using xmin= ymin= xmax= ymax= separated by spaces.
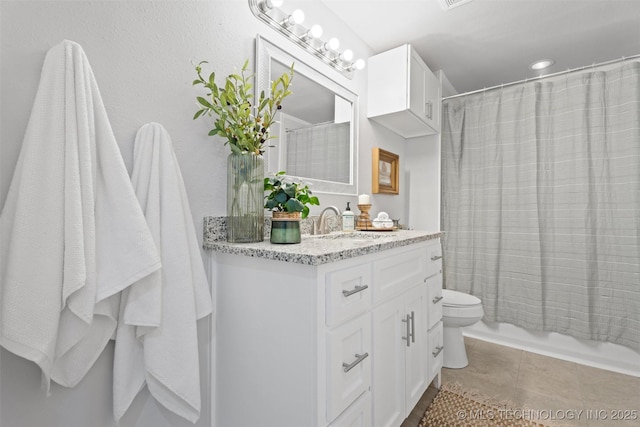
xmin=211 ymin=236 xmax=442 ymax=427
xmin=367 ymin=44 xmax=441 ymax=138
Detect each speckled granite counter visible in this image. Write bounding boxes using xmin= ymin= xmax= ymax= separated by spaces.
xmin=203 ymin=225 xmax=441 ymax=266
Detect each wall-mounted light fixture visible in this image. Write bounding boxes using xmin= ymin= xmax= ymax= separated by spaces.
xmin=248 ymin=0 xmax=366 ymax=79
xmin=529 ymin=59 xmax=555 ymax=71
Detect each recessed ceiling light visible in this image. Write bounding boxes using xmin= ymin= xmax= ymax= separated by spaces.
xmin=530 ymin=59 xmax=555 ymax=71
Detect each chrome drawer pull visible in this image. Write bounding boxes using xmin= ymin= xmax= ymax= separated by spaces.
xmin=342 ymin=352 xmax=369 ymax=373
xmin=402 ymin=314 xmax=411 ymax=347
xmin=432 ymin=295 xmax=444 ymax=304
xmin=342 ymin=284 xmax=368 ymax=297
xmin=432 ymin=346 xmax=444 ymax=358
xmin=410 ymin=311 xmax=416 ymax=343
xmin=430 ymin=255 xmax=442 ymax=261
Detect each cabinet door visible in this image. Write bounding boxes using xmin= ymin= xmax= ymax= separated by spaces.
xmin=372 ymin=296 xmax=405 ymax=427
xmin=403 ymin=284 xmax=429 ymax=413
xmin=327 ymin=313 xmax=372 ymax=422
xmin=408 ymin=51 xmax=425 ymax=121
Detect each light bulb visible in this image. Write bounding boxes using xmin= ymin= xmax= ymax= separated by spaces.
xmin=354 ymin=58 xmax=366 ymax=70
xmin=258 ymin=0 xmax=283 ymax=12
xmin=309 ymin=24 xmax=323 ymax=39
xmin=302 ymin=24 xmax=323 ymax=41
xmin=340 ymin=49 xmax=354 ymax=62
xmin=282 ymin=9 xmax=305 ymax=27
xmin=291 ymin=9 xmax=305 ymax=24
xmin=324 ymin=37 xmax=340 ymax=51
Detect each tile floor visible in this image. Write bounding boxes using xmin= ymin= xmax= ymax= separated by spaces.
xmin=402 ymin=337 xmax=640 ymax=427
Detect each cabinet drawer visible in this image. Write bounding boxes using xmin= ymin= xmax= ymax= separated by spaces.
xmin=328 ymin=391 xmax=371 ymax=427
xmin=373 ymin=247 xmax=426 ymax=304
xmin=426 ymin=274 xmax=443 ymax=330
xmin=326 ymin=313 xmax=372 ymax=422
xmin=426 ymin=240 xmax=442 ymax=278
xmin=427 ymin=320 xmax=444 ymax=383
xmin=326 ymin=263 xmax=372 ymax=327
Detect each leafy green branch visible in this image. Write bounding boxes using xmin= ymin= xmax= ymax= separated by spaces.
xmin=192 ymin=59 xmax=294 ymax=155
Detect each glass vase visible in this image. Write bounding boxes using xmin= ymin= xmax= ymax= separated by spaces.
xmin=227 ymin=152 xmax=264 ymax=243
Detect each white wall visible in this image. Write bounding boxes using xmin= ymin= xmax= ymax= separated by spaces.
xmin=406 ymin=133 xmax=441 ymax=231
xmin=0 ymin=1 xmax=416 ymax=426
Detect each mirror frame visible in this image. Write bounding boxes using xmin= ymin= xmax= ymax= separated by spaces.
xmin=256 ymin=34 xmax=359 ymax=196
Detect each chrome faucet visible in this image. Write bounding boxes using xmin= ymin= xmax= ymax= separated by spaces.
xmin=313 ymin=206 xmax=342 ymax=235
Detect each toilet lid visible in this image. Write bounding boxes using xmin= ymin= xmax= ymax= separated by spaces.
xmin=442 ymin=289 xmax=481 ymax=307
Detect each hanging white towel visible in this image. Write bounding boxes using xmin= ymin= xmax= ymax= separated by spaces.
xmin=0 ymin=40 xmax=161 ymax=393
xmin=113 ymin=123 xmax=212 ymax=424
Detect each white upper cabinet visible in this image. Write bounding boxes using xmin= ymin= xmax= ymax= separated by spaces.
xmin=367 ymin=44 xmax=441 ymax=138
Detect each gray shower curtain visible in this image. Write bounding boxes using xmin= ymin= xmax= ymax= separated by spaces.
xmin=441 ymin=62 xmax=640 ymax=350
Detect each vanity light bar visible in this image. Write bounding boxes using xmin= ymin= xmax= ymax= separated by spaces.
xmin=248 ymin=0 xmax=365 ymax=79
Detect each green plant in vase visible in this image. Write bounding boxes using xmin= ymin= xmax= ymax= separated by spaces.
xmin=264 ymin=171 xmax=320 ymax=244
xmin=264 ymin=171 xmax=320 ymax=218
xmin=192 ymin=59 xmax=294 ymax=242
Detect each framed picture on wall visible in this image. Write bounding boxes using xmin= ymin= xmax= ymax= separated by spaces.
xmin=372 ymin=147 xmax=399 ymax=194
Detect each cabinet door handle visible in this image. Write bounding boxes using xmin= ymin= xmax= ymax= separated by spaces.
xmin=410 ymin=311 xmax=416 ymax=343
xmin=432 ymin=346 xmax=444 ymax=358
xmin=432 ymin=295 xmax=443 ymax=304
xmin=425 ymin=101 xmax=433 ymax=120
xmin=342 ymin=284 xmax=368 ymax=297
xmin=430 ymin=255 xmax=442 ymax=261
xmin=342 ymin=352 xmax=369 ymax=373
xmin=402 ymin=314 xmax=411 ymax=347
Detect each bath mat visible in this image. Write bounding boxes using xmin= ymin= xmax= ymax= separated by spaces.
xmin=419 ymin=383 xmax=567 ymax=427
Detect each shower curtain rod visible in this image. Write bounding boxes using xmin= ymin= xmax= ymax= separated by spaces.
xmin=442 ymin=53 xmax=640 ymax=101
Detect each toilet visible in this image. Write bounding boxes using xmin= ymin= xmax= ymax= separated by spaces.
xmin=441 ymin=289 xmax=484 ymax=369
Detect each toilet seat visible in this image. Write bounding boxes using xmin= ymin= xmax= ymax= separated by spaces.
xmin=443 ymin=304 xmax=484 ymax=319
xmin=442 ymin=289 xmax=481 ymax=307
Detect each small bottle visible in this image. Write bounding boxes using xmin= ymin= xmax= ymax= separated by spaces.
xmin=342 ymin=202 xmax=355 ymax=232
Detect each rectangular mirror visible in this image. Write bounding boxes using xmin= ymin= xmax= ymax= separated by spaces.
xmin=256 ymin=35 xmax=359 ymax=195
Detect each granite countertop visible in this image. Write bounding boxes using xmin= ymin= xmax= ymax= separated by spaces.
xmin=204 ymin=229 xmax=442 ymax=266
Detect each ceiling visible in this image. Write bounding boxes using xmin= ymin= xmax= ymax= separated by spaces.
xmin=320 ymin=0 xmax=640 ymax=95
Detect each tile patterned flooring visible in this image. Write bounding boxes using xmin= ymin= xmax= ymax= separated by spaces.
xmin=403 ymin=337 xmax=640 ymax=427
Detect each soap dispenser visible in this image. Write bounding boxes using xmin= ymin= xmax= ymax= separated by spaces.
xmin=342 ymin=202 xmax=355 ymax=232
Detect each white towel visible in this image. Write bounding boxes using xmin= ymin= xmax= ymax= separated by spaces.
xmin=0 ymin=40 xmax=161 ymax=393
xmin=113 ymin=123 xmax=212 ymax=424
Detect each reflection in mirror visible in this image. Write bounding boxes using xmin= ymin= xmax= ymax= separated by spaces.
xmin=256 ymin=35 xmax=358 ymax=195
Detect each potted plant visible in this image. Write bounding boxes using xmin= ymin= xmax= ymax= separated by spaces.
xmin=264 ymin=171 xmax=320 ymax=244
xmin=193 ymin=59 xmax=294 ymax=243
